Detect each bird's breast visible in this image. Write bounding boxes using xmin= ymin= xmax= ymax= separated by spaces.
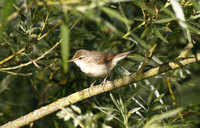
xmin=75 ymin=61 xmax=111 ymax=77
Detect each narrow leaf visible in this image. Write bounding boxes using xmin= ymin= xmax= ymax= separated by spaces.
xmin=189 ymin=0 xmax=200 ymax=10
xmin=144 ymin=107 xmax=184 ymax=128
xmin=61 ymin=22 xmax=70 ymax=73
xmin=153 ymin=25 xmax=169 ymax=44
xmin=101 ymin=7 xmax=132 ymax=25
xmin=141 ymin=26 xmax=152 ymax=40
xmin=147 ymin=89 xmax=156 ymax=106
xmin=170 ymin=0 xmax=187 ymax=29
xmin=0 ymin=0 xmax=14 ymax=39
xmin=110 ymin=93 xmax=120 ymax=110
xmin=54 ymin=120 xmax=59 ymax=128
xmin=154 ymin=18 xmax=174 ymax=24
xmin=186 ymin=28 xmax=192 ymax=43
xmin=153 ymin=94 xmax=165 ymax=104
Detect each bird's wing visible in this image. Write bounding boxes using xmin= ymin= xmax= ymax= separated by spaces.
xmin=93 ymin=51 xmax=117 ymax=65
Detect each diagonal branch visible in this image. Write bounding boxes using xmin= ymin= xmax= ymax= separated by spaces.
xmin=177 ymin=41 xmax=196 ymax=59
xmin=0 ymin=40 xmax=61 ymax=71
xmin=1 ymin=53 xmax=200 ymax=128
xmin=0 ymin=21 xmax=62 ymax=66
xmin=6 ymin=1 xmax=37 ymax=24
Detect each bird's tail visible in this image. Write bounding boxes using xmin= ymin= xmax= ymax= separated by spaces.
xmin=120 ymin=50 xmax=138 ymax=56
xmin=112 ymin=50 xmax=137 ymax=66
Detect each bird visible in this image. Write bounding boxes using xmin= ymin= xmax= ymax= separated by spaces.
xmin=68 ymin=49 xmax=137 ymax=86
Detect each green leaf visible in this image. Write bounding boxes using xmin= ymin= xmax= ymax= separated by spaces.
xmin=132 ymin=0 xmax=155 ymax=15
xmin=124 ymin=93 xmax=137 ymax=107
xmin=152 ymin=104 xmax=169 ymax=111
xmin=130 ymin=33 xmax=151 ymax=49
xmin=110 ymin=93 xmax=120 ymax=111
xmin=153 ymin=93 xmax=165 ymax=104
xmin=154 ymin=18 xmax=174 ymax=24
xmin=101 ymin=7 xmax=132 ymax=25
xmin=128 ymin=107 xmax=141 ymax=117
xmin=190 ymin=14 xmax=200 ymax=20
xmin=53 ymin=120 xmax=59 ymax=128
xmin=186 ymin=28 xmax=192 ymax=43
xmin=189 ymin=0 xmax=200 ymax=10
xmin=144 ymin=107 xmax=184 ymax=128
xmin=153 ymin=25 xmax=169 ymax=44
xmin=61 ymin=21 xmax=70 ymax=73
xmin=0 ymin=74 xmax=16 ymax=93
xmin=140 ymin=26 xmax=152 ymax=40
xmin=0 ymin=0 xmax=14 ymax=39
xmin=147 ymin=89 xmax=156 ymax=106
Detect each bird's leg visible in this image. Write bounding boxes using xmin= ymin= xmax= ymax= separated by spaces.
xmin=88 ymin=80 xmax=96 ymax=96
xmin=101 ymin=75 xmax=109 ymax=91
xmin=90 ymin=80 xmax=96 ymax=87
xmin=103 ymin=75 xmax=108 ymax=85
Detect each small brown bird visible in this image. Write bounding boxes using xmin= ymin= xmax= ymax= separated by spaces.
xmin=68 ymin=49 xmax=137 ymax=85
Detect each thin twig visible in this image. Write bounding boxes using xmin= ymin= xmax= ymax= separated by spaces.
xmin=0 ymin=40 xmax=61 ymax=71
xmin=0 ymin=56 xmax=60 ymax=68
xmin=167 ymin=78 xmax=185 ymax=123
xmin=0 ymin=21 xmax=62 ymax=66
xmin=6 ymin=0 xmax=37 ymax=23
xmin=137 ymin=42 xmax=158 ymax=75
xmin=0 ymin=70 xmax=33 ymax=76
xmin=38 ymin=13 xmax=49 ymax=38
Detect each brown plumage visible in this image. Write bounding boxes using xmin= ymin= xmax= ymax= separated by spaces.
xmin=68 ymin=49 xmax=137 ymax=77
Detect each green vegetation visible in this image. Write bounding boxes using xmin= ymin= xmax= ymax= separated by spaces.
xmin=0 ymin=0 xmax=200 ymax=127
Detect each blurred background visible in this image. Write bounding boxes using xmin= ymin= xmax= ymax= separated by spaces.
xmin=0 ymin=0 xmax=200 ymax=127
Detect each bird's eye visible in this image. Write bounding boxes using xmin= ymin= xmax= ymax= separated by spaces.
xmin=78 ymin=57 xmax=82 ymax=60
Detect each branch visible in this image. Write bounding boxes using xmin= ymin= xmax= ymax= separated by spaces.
xmin=0 ymin=56 xmax=60 ymax=68
xmin=0 ymin=14 xmax=79 ymax=67
xmin=177 ymin=41 xmax=196 ymax=59
xmin=6 ymin=1 xmax=37 ymax=23
xmin=0 ymin=40 xmax=61 ymax=71
xmin=1 ymin=53 xmax=200 ymax=128
xmin=137 ymin=42 xmax=158 ymax=75
xmin=0 ymin=21 xmax=62 ymax=66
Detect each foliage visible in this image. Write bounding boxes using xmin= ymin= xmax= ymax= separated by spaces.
xmin=0 ymin=0 xmax=200 ymax=127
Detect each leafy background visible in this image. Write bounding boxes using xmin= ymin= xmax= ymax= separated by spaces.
xmin=0 ymin=0 xmax=200 ymax=128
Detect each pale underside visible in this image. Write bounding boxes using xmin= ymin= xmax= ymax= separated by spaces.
xmin=75 ymin=60 xmax=111 ymax=77
xmin=74 ymin=55 xmax=127 ymax=77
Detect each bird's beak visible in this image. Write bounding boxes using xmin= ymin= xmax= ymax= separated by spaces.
xmin=68 ymin=59 xmax=74 ymax=62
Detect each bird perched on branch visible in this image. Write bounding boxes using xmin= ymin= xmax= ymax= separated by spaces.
xmin=68 ymin=49 xmax=137 ymax=86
